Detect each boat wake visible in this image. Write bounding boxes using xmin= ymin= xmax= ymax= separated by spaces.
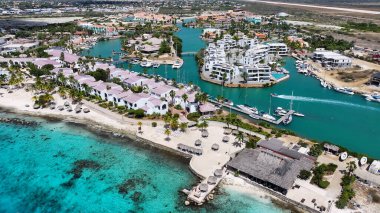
xmin=275 ymin=95 xmax=380 ymax=111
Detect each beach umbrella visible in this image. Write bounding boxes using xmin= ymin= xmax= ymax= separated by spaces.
xmin=67 ymin=106 xmax=73 ymax=112
xmin=207 ymin=176 xmax=217 ymax=185
xmin=224 ymin=128 xmax=232 ymax=135
xmin=177 ymin=143 xmax=183 ymax=149
xmin=197 ymin=149 xmax=203 ymax=155
xmin=202 ymin=130 xmax=209 ymax=138
xmin=64 ymin=101 xmax=70 ymax=106
xmin=33 ymin=104 xmax=40 ymax=109
xmin=83 ymin=108 xmax=90 ymax=113
xmin=195 ymin=139 xmax=202 ymax=146
xmin=199 ymin=183 xmax=208 ymax=192
xmin=232 ymin=129 xmax=239 ymax=135
xmin=214 ymin=169 xmax=223 ymax=177
xmin=222 ymin=136 xmax=229 ymax=143
xmin=211 ymin=144 xmax=219 ymax=151
xmin=57 ymin=106 xmax=64 ymax=111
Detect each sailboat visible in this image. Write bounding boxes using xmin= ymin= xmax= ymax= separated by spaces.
xmin=263 ymin=95 xmax=276 ymax=121
xmin=283 ymin=92 xmax=293 ymax=125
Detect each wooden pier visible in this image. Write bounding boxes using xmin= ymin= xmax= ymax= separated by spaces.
xmin=208 ymin=99 xmax=294 ymax=125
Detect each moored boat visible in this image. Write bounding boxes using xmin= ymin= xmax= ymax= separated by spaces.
xmin=334 ymin=87 xmax=354 ymax=95
xmin=172 ymin=60 xmax=183 ymax=69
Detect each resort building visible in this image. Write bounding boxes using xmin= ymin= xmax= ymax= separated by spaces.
xmin=210 ymin=63 xmax=238 ymax=82
xmin=312 ymin=50 xmax=352 ymax=68
xmin=227 ymin=139 xmax=316 ymax=195
xmin=202 ymin=33 xmax=288 ymax=85
xmin=268 ymin=43 xmax=288 ymax=56
xmin=242 ymin=65 xmax=271 ymax=83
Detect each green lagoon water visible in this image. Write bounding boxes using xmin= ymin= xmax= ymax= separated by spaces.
xmin=0 ymin=113 xmax=286 ymax=212
xmin=83 ymin=25 xmax=380 ymax=158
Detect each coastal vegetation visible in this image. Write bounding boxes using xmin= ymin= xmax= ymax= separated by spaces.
xmin=310 ymin=163 xmax=337 ymax=189
xmin=208 ymin=114 xmax=271 ymax=138
xmin=336 ymin=162 xmax=357 ymax=209
xmin=342 ymin=22 xmax=380 ymax=33
xmin=306 ymin=35 xmax=354 ymax=52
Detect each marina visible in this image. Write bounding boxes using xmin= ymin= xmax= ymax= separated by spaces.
xmin=82 ymin=25 xmax=380 ymax=159
xmin=208 ymin=98 xmax=296 ymax=125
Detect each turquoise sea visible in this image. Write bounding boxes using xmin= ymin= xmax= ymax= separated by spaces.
xmin=82 ymin=25 xmax=380 ymax=158
xmin=0 ymin=113 xmax=286 ymax=212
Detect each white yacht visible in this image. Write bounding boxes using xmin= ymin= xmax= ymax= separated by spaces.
xmin=237 ymin=105 xmax=259 ymax=115
xmin=334 ymin=87 xmax=354 ymax=95
xmin=263 ymin=113 xmax=276 ymax=121
xmin=172 ymin=60 xmax=183 ymax=69
xmin=275 ymin=107 xmax=287 ymax=116
xmin=141 ymin=60 xmax=152 ymax=68
xmin=283 ymin=115 xmax=292 ymax=125
xmin=152 ymin=62 xmax=160 ymax=68
xmin=366 ymin=93 xmax=380 ymax=103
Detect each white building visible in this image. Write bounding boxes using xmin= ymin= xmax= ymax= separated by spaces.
xmin=268 ymin=43 xmax=288 ymax=56
xmin=369 ymin=160 xmax=380 ymax=175
xmin=242 ymin=64 xmax=272 ymax=83
xmin=312 ymin=50 xmax=352 ymax=68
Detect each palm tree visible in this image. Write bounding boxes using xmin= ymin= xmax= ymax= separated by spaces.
xmin=241 ymin=71 xmax=248 ymax=83
xmin=137 ymin=121 xmax=143 ymax=133
xmin=164 ymin=128 xmax=171 ymax=141
xmin=58 ymin=86 xmax=67 ymax=98
xmin=163 ymin=114 xmax=172 ymax=128
xmin=82 ymin=83 xmax=91 ymax=95
xmin=198 ymin=120 xmax=208 ymax=131
xmin=346 ymin=161 xmax=357 ymax=176
xmin=57 ymin=72 xmax=66 ymax=86
xmin=181 ymin=94 xmax=188 ymax=105
xmin=179 ymin=122 xmax=187 ymax=132
xmin=195 ymin=92 xmax=208 ymax=104
xmin=169 ymin=90 xmax=176 ymax=105
xmin=236 ymin=131 xmax=245 ymax=145
xmin=234 ymin=118 xmax=242 ymax=131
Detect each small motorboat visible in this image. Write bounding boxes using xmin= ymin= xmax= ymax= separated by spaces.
xmin=293 ymin=112 xmax=305 ymax=117
xmin=152 ymin=62 xmax=160 ymax=68
xmin=172 ymin=60 xmax=183 ymax=69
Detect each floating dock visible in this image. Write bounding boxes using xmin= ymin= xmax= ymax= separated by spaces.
xmin=208 ymin=99 xmax=294 ymax=125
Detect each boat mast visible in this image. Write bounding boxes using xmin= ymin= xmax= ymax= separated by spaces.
xmin=269 ymin=95 xmax=272 ymax=115
xmin=290 ymin=91 xmax=294 ymax=111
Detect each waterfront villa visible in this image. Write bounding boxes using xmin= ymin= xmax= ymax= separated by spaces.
xmin=312 ymin=49 xmax=352 ymax=68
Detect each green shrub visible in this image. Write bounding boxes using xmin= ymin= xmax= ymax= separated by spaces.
xmin=318 ymin=180 xmax=330 ymax=189
xmin=298 ymin=170 xmax=312 ymax=180
xmin=187 ymin=112 xmax=201 ymax=121
xmin=152 ymin=122 xmax=157 ymax=127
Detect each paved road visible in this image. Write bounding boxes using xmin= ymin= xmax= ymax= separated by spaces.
xmin=246 ymin=0 xmax=380 ymax=15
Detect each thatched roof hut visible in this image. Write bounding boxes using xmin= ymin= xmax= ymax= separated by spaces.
xmin=207 ymin=176 xmax=217 ymax=185
xmin=211 ymin=144 xmax=219 ymax=151
xmin=202 ymin=130 xmax=209 ymax=138
xmin=199 ymin=183 xmax=208 ymax=192
xmin=214 ymin=169 xmax=223 ymax=177
xmin=224 ymin=128 xmax=232 ymax=135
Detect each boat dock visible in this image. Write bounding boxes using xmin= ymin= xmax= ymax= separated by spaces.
xmin=208 ymin=99 xmax=294 ymax=125
xmin=183 ymin=168 xmax=226 ymax=205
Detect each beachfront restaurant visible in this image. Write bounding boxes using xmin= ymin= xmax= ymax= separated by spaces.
xmin=227 ymin=140 xmax=315 ymax=195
